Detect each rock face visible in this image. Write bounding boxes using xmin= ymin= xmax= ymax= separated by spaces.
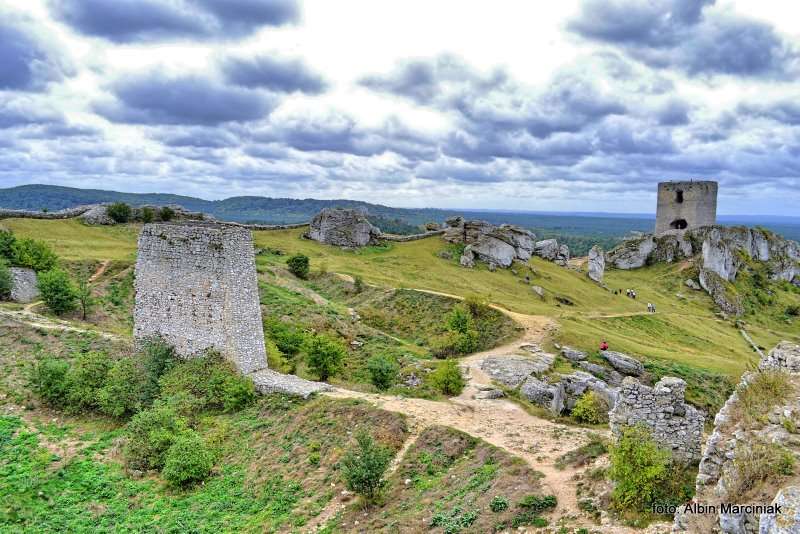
xmin=9 ymin=267 xmax=39 ymax=303
xmin=587 ymin=245 xmax=605 ymax=282
xmin=520 ymin=376 xmax=565 ymax=415
xmin=134 ymin=223 xmax=268 ymax=375
xmin=467 ymin=236 xmax=517 ymax=268
xmin=534 ymin=239 xmax=559 ymax=260
xmin=78 ymin=204 xmax=114 ymax=225
xmin=699 ymin=268 xmax=743 ymax=316
xmin=480 ymin=354 xmax=553 ymax=387
xmin=577 ymin=361 xmax=624 ymax=387
xmin=601 ymin=351 xmax=644 ymax=377
xmin=675 ymin=342 xmax=800 ymax=533
xmin=561 ymin=346 xmax=587 ymax=362
xmin=560 ymin=371 xmax=618 ymax=411
xmin=609 ymin=376 xmax=704 ymax=464
xmin=445 ymin=217 xmax=536 ymax=268
xmin=307 ymin=208 xmax=381 ymax=247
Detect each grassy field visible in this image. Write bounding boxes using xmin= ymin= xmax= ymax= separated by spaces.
xmin=5 ymin=219 xmax=799 ymax=381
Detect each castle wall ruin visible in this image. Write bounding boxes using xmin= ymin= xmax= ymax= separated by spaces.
xmin=655 ymin=180 xmax=717 ymax=235
xmin=133 ymin=222 xmax=267 ymax=374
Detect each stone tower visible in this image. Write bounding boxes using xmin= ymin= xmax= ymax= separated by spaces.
xmin=133 ymin=222 xmax=267 ymax=374
xmin=654 ymin=180 xmax=717 ymax=234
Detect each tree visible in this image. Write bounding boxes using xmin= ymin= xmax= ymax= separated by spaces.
xmin=76 ymin=273 xmax=94 ymax=320
xmin=367 ymin=354 xmax=399 ymax=391
xmin=38 ymin=269 xmax=77 ymax=315
xmin=304 ymin=333 xmax=345 ymax=381
xmin=287 ymin=254 xmax=310 ymax=279
xmin=141 ymin=207 xmax=155 ymax=223
xmin=0 ymin=260 xmax=11 ymax=300
xmin=340 ymin=429 xmax=392 ymax=503
xmin=159 ymin=206 xmax=175 ymax=221
xmin=429 ymin=359 xmax=465 ymax=396
xmin=0 ymin=230 xmax=15 ymax=261
xmin=107 ymin=202 xmax=132 ymax=223
xmin=11 ymin=238 xmax=58 ymax=271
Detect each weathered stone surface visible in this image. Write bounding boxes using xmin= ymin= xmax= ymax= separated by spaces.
xmin=459 ymin=246 xmax=475 ymax=268
xmin=561 ymin=346 xmax=587 ymax=362
xmin=685 ymin=278 xmax=701 ymax=290
xmin=610 ymin=377 xmax=704 ymax=464
xmin=249 ymin=369 xmax=331 ymax=398
xmin=555 ymin=244 xmax=570 ymax=266
xmin=520 ymin=376 xmax=565 ymax=415
xmin=492 ymin=224 xmax=536 ymax=261
xmin=587 ymin=245 xmax=605 ymax=282
xmin=474 ymin=388 xmax=505 ymax=400
xmin=307 ymin=208 xmax=381 ymax=247
xmin=531 ymin=285 xmax=545 ymax=299
xmin=601 ymin=351 xmax=644 ymax=377
xmin=577 ymin=361 xmax=624 ymax=387
xmin=78 ymin=204 xmax=114 ymax=225
xmin=534 ymin=239 xmax=560 ymax=260
xmin=699 ymin=268 xmax=744 ymax=316
xmin=606 ymin=235 xmax=656 ymax=269
xmin=759 ymin=341 xmax=800 ymax=374
xmin=759 ymin=486 xmax=800 ymax=533
xmin=560 ymin=371 xmax=618 ymax=411
xmin=133 ymin=223 xmax=267 ymax=375
xmin=470 ymin=235 xmax=517 ymax=268
xmin=480 ymin=355 xmax=550 ymax=387
xmin=9 ymin=267 xmax=39 ymax=303
xmin=655 ymin=181 xmax=718 ymax=235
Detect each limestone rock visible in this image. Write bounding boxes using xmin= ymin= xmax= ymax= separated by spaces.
xmin=578 ymin=361 xmax=624 ymax=387
xmin=601 ymin=351 xmax=644 ymax=377
xmin=78 ymin=204 xmax=114 ymax=225
xmin=560 ymin=371 xmax=618 ymax=410
xmin=307 ymin=208 xmax=381 ymax=247
xmin=474 ymin=388 xmax=505 ymax=400
xmin=759 ymin=486 xmax=800 ymax=533
xmin=561 ymin=346 xmax=587 ymax=362
xmin=759 ymin=341 xmax=800 ymax=373
xmin=480 ymin=356 xmax=549 ymax=387
xmin=685 ymin=278 xmax=701 ymax=290
xmin=534 ymin=239 xmax=560 ymax=260
xmin=459 ymin=246 xmax=475 ymax=268
xmin=249 ymin=369 xmax=331 ymax=398
xmin=9 ymin=267 xmax=39 ymax=303
xmin=606 ymin=235 xmax=656 ymax=269
xmin=699 ymin=268 xmax=744 ymax=316
xmin=587 ymin=245 xmax=605 ymax=282
xmin=520 ymin=376 xmax=565 ymax=415
xmin=531 ymin=285 xmax=545 ymax=299
xmin=469 ymin=235 xmax=517 ymax=268
xmin=492 ymin=224 xmax=536 ymax=261
xmin=555 ymin=244 xmax=571 ymax=266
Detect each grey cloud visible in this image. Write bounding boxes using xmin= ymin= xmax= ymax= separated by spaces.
xmin=0 ymin=97 xmax=64 ymax=129
xmin=220 ymin=54 xmax=326 ymax=93
xmin=738 ymin=100 xmax=800 ymax=125
xmin=95 ymin=72 xmax=276 ymax=125
xmin=154 ymin=126 xmax=241 ymax=148
xmin=0 ymin=16 xmax=72 ymax=91
xmin=655 ymin=99 xmax=691 ymax=126
xmin=51 ymin=0 xmax=299 ymax=42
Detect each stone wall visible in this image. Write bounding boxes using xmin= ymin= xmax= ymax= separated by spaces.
xmin=133 ymin=222 xmax=267 ymax=375
xmin=655 ymin=180 xmax=717 ymax=234
xmin=609 ymin=376 xmax=705 ymax=464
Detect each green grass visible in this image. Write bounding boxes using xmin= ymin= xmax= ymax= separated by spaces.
xmin=2 ymin=219 xmax=139 ymax=262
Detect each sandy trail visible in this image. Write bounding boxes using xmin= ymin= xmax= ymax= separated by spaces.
xmin=88 ymin=259 xmax=111 ymax=283
xmin=0 ymin=308 xmax=123 ymax=341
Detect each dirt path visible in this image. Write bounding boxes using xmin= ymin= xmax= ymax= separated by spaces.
xmin=88 ymin=259 xmax=111 ymax=283
xmin=0 ymin=308 xmax=123 ymax=341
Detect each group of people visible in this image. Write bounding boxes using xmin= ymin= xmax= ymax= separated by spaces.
xmin=625 ymin=288 xmax=637 ymax=299
xmin=647 ymin=302 xmax=657 ymax=313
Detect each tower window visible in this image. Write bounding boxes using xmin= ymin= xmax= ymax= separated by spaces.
xmin=676 ymin=190 xmax=684 ymax=203
xmin=670 ymin=218 xmax=688 ymax=230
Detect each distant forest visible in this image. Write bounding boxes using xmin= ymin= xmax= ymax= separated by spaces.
xmin=2 ymin=184 xmax=798 ymax=256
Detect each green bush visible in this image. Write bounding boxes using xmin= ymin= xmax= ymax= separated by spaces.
xmin=0 ymin=230 xmax=15 ymax=260
xmin=76 ymin=274 xmax=94 ymax=320
xmin=97 ymin=358 xmax=147 ymax=418
xmin=287 ymin=254 xmax=310 ymax=279
xmin=430 ymin=330 xmax=479 ymax=358
xmin=490 ymin=495 xmax=509 ymax=512
xmin=340 ymin=429 xmax=392 ymax=503
xmin=38 ymin=269 xmax=77 ymax=315
xmin=735 ymin=369 xmax=792 ymax=427
xmin=159 ymin=206 xmax=175 ymax=221
xmin=518 ymin=494 xmax=557 ymax=513
xmin=264 ymin=317 xmax=306 ymax=356
xmin=786 ymin=305 xmax=800 ymax=317
xmin=29 ymin=357 xmax=70 ymax=407
xmin=64 ymin=351 xmax=113 ymax=412
xmin=140 ymin=207 xmax=155 ymax=223
xmin=107 ymin=202 xmax=132 ymax=223
xmin=304 ymin=333 xmax=345 ymax=381
xmin=353 ymin=275 xmax=364 ymax=293
xmin=608 ymin=425 xmax=671 ymax=510
xmin=446 ymin=304 xmax=474 ymax=334
xmin=124 ymin=404 xmax=187 ymax=470
xmin=162 ymin=431 xmax=214 ymax=487
xmin=571 ymin=391 xmax=609 ymax=424
xmin=429 ymin=359 xmax=465 ymax=396
xmin=11 ymin=238 xmax=58 ymax=271
xmin=139 ymin=337 xmax=176 ymax=403
xmin=367 ymin=354 xmax=399 ymax=391
xmin=158 ymin=351 xmax=256 ymax=413
xmin=0 ymin=260 xmax=11 ymax=300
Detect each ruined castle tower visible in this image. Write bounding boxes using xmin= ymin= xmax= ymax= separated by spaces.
xmin=654 ymin=180 xmax=717 ymax=234
xmin=133 ymin=222 xmax=268 ymax=374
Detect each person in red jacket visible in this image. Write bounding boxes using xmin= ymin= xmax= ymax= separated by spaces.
xmin=600 ymin=340 xmax=609 ymax=351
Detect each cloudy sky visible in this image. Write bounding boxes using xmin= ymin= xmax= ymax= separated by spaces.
xmin=1 ymin=0 xmax=799 ymax=214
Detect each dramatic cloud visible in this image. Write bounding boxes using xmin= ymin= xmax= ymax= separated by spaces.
xmin=220 ymin=54 xmax=326 ymax=93
xmin=95 ymin=72 xmax=276 ymax=125
xmin=51 ymin=0 xmax=299 ymax=42
xmin=0 ymin=16 xmax=72 ymax=91
xmin=569 ymin=0 xmax=798 ymax=77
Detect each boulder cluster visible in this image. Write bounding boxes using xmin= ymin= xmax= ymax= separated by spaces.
xmin=306 ymin=207 xmax=382 ymax=248
xmin=443 ymin=216 xmax=571 ymax=269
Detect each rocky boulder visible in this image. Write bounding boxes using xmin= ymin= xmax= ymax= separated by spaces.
xmin=520 ymin=376 xmax=565 ymax=415
xmin=78 ymin=204 xmax=114 ymax=225
xmin=601 ymin=351 xmax=644 ymax=377
xmin=469 ymin=235 xmax=517 ymax=268
xmin=587 ymin=245 xmax=605 ymax=282
xmin=9 ymin=267 xmax=39 ymax=303
xmin=307 ymin=208 xmax=381 ymax=247
xmin=759 ymin=486 xmax=800 ymax=533
xmin=699 ymin=268 xmax=744 ymax=316
xmin=560 ymin=346 xmax=587 ymax=362
xmin=560 ymin=371 xmax=618 ymax=411
xmin=480 ymin=355 xmax=552 ymax=387
xmin=759 ymin=341 xmax=800 ymax=373
xmin=534 ymin=239 xmax=559 ymax=261
xmin=492 ymin=224 xmax=536 ymax=261
xmin=577 ymin=361 xmax=624 ymax=387
xmin=555 ymin=244 xmax=570 ymax=266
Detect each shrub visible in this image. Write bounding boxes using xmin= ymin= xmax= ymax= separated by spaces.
xmin=728 ymin=439 xmax=795 ymax=498
xmin=340 ymin=429 xmax=393 ymax=503
xmin=0 ymin=229 xmax=15 ymax=260
xmin=64 ymin=351 xmax=113 ymax=412
xmin=124 ymin=404 xmax=187 ymax=470
xmin=429 ymin=359 xmax=465 ymax=396
xmin=353 ymin=275 xmax=364 ymax=294
xmin=29 ymin=357 xmax=70 ymax=407
xmin=264 ymin=317 xmax=306 ymax=356
xmin=76 ymin=274 xmax=94 ymax=320
xmin=446 ymin=304 xmax=473 ymax=334
xmin=518 ymin=494 xmax=557 ymax=513
xmin=97 ymin=358 xmax=147 ymax=418
xmin=430 ymin=330 xmax=479 ymax=358
xmin=162 ymin=431 xmax=214 ymax=487
xmin=139 ymin=337 xmax=176 ymax=401
xmin=735 ymin=369 xmax=792 ymax=427
xmin=11 ymin=238 xmax=58 ymax=271
xmin=140 ymin=207 xmax=155 ymax=223
xmin=608 ymin=425 xmax=670 ymax=510
xmin=38 ymin=269 xmax=77 ymax=315
xmin=286 ymin=254 xmax=310 ymax=279
xmin=107 ymin=202 xmax=132 ymax=223
xmin=571 ymin=391 xmax=609 ymax=424
xmin=159 ymin=206 xmax=175 ymax=221
xmin=0 ymin=260 xmax=11 ymax=300
xmin=464 ymin=295 xmax=491 ymax=317
xmin=490 ymin=495 xmax=509 ymax=512
xmin=786 ymin=305 xmax=800 ymax=317
xmin=367 ymin=354 xmax=399 ymax=391
xmin=158 ymin=351 xmax=255 ymax=413
xmin=304 ymin=333 xmax=345 ymax=381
